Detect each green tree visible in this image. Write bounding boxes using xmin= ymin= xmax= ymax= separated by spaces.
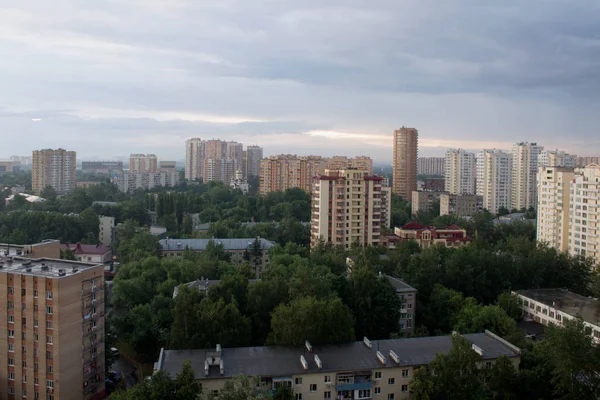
xmin=496 ymin=292 xmax=522 ymax=321
xmin=484 ymin=356 xmax=519 ymax=400
xmin=175 ymin=361 xmax=202 ymax=400
xmin=182 ymin=214 xmax=194 ymax=235
xmin=40 ymin=185 xmax=57 ymax=201
xmin=268 ymin=296 xmax=354 ymax=346
xmin=408 ymin=366 xmax=434 ymax=400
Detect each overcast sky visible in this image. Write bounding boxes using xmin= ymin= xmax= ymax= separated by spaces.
xmin=1 ymin=0 xmax=600 ymax=163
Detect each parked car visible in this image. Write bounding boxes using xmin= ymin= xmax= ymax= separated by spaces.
xmin=109 ymin=370 xmax=122 ymax=382
xmin=110 ymin=347 xmax=119 ymax=356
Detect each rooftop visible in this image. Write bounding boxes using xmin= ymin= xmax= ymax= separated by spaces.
xmin=159 ymin=238 xmax=276 ymax=252
xmin=173 ymin=278 xmax=261 ymax=298
xmin=61 ymin=243 xmax=110 ymax=255
xmin=514 ymin=288 xmax=600 ymax=326
xmin=385 ymin=275 xmax=417 ymax=294
xmin=0 ymin=256 xmax=102 ymax=278
xmin=157 ymin=331 xmax=519 ymax=379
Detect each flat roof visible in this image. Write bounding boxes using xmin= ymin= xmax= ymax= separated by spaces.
xmin=158 ymin=332 xmax=519 ymax=379
xmin=0 ymin=256 xmax=102 ymax=278
xmin=514 ymin=288 xmax=600 ymax=326
xmin=173 ymin=278 xmax=261 ymax=298
xmin=159 ymin=238 xmax=276 ymax=252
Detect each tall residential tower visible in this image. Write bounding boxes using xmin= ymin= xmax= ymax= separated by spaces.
xmin=392 ymin=127 xmax=418 ymax=199
xmin=511 ymin=142 xmax=543 ymax=210
xmin=444 ymin=149 xmax=476 ymax=195
xmin=32 ymin=149 xmax=76 ymax=195
xmin=476 ymin=150 xmax=512 ymax=213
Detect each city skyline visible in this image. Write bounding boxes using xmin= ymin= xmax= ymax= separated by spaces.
xmin=2 ymin=1 xmax=600 ymax=161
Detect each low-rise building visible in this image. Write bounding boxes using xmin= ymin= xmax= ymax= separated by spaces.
xmin=81 ymin=161 xmax=123 ymax=173
xmin=422 ymin=178 xmax=445 ymax=192
xmin=440 ymin=194 xmax=483 ymax=216
xmin=115 ymin=171 xmax=180 ymax=193
xmin=159 ymin=238 xmax=276 ymax=278
xmin=411 ymin=191 xmax=444 ymax=215
xmin=0 ymin=160 xmax=21 ymax=174
xmin=4 ymin=193 xmax=46 ymax=206
xmin=512 ymin=288 xmax=600 ymax=343
xmin=385 ymin=275 xmax=417 ymax=334
xmin=156 ymin=332 xmax=520 ymax=400
xmin=173 ymin=278 xmax=261 ymax=298
xmin=60 ymin=243 xmax=112 ymax=264
xmin=76 ymin=181 xmax=101 ymax=189
xmin=99 ymin=216 xmax=115 ymax=247
xmin=392 ymin=223 xmax=471 ymax=249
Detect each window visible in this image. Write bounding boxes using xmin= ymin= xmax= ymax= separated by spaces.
xmin=34 ymin=319 xmax=38 ymax=327
xmin=22 ymin=288 xmax=26 ymax=296
xmin=401 ymin=385 xmax=408 ymax=393
xmin=22 ymin=332 xmax=26 ymax=340
xmin=295 ymin=377 xmax=302 ymax=385
xmin=34 ymin=289 xmax=38 ymax=298
xmin=34 ymin=333 xmax=39 ymax=342
xmin=387 ymin=394 xmax=394 ymax=400
xmin=8 ymin=286 xmax=13 ymax=294
xmin=8 ymin=315 xmax=14 ymax=323
xmin=388 ymin=378 xmax=395 ymax=385
xmin=401 ymin=369 xmax=409 ymax=377
xmin=46 ymin=291 xmax=53 ymax=300
xmin=374 ymin=388 xmax=381 ymax=395
xmin=22 ymin=303 xmax=26 ymax=311
xmin=8 ymin=357 xmax=14 ymax=366
xmin=8 ymin=372 xmax=15 ymax=380
xmin=46 ymin=306 xmax=53 ymax=315
xmin=47 ymin=366 xmax=53 ymax=374
xmin=486 ymin=362 xmax=492 ymax=369
xmin=22 ymin=360 xmax=26 ymax=368
xmin=295 ymin=395 xmax=302 ymax=400
xmin=22 ymin=375 xmax=26 ymax=383
xmin=46 ymin=321 xmax=53 ymax=329
xmin=8 ymin=386 xmax=14 ymax=394
xmin=8 ymin=301 xmax=14 ymax=309
xmin=34 ymin=363 xmax=38 ymax=372
xmin=324 ymin=376 xmax=331 ymax=383
xmin=8 ymin=343 xmax=14 ymax=352
xmin=22 ymin=317 xmax=26 ymax=325
xmin=357 ymin=389 xmax=371 ymax=399
xmin=310 ymin=384 xmax=317 ymax=392
xmin=374 ymin=372 xmax=382 ymax=379
xmin=324 ymin=392 xmax=331 ymax=399
xmin=47 ymin=336 xmax=53 ymax=344
xmin=46 ymin=381 xmax=54 ymax=389
xmin=35 ymin=377 xmax=39 ymax=385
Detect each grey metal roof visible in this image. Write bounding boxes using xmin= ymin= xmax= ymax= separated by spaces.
xmin=173 ymin=278 xmax=261 ymax=298
xmin=158 ymin=332 xmax=520 ymax=379
xmin=385 ymin=275 xmax=417 ymax=294
xmin=514 ymin=288 xmax=600 ymax=326
xmin=159 ymin=238 xmax=276 ymax=252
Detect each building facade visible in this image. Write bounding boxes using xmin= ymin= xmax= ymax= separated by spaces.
xmin=444 ymin=149 xmax=476 ymax=195
xmin=538 ymin=150 xmax=577 ymax=168
xmin=0 ymin=161 xmax=21 ymax=175
xmin=421 ymin=178 xmax=445 ymax=192
xmin=568 ymin=164 xmax=600 ymax=262
xmin=0 ymin=252 xmax=105 ymax=400
xmin=513 ymin=289 xmax=600 ymax=343
xmin=511 ymin=142 xmax=543 ymax=210
xmin=411 ymin=191 xmax=444 ymax=215
xmin=159 ymin=161 xmax=177 ymax=172
xmin=98 ymin=216 xmax=115 ymax=248
xmin=185 ymin=138 xmax=205 ymax=181
xmin=32 ymin=149 xmax=76 ymax=195
xmin=230 ymin=170 xmax=250 ymax=195
xmin=115 ymin=172 xmax=180 ymax=193
xmin=536 ymin=167 xmax=574 ymax=252
xmin=392 ymin=127 xmax=418 ymax=199
xmin=81 ymin=161 xmax=123 ymax=174
xmin=325 ymin=156 xmax=373 ymax=175
xmin=259 ymin=155 xmax=325 ymax=195
xmin=577 ymin=156 xmax=600 ymax=167
xmin=156 ymin=332 xmax=520 ymax=400
xmin=417 ymin=157 xmax=444 ymax=176
xmin=245 ymin=146 xmax=264 ymax=178
xmin=393 ymin=223 xmax=471 ymax=249
xmin=310 ymin=170 xmax=390 ymax=249
xmin=129 ymin=154 xmax=158 ymax=173
xmin=440 ymin=194 xmax=483 ymax=216
xmin=476 ymin=150 xmax=512 ymax=214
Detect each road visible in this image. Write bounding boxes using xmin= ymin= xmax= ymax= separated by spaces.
xmin=111 ymin=356 xmax=139 ymax=389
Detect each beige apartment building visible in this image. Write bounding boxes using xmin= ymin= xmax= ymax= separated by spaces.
xmin=536 ymin=167 xmax=575 ymax=252
xmin=0 ymin=250 xmax=105 ymax=400
xmin=568 ymin=164 xmax=600 ymax=262
xmin=511 ymin=142 xmax=543 ymax=210
xmin=411 ymin=191 xmax=444 ymax=215
xmin=577 ymin=157 xmax=600 ymax=167
xmin=476 ymin=150 xmax=512 ymax=214
xmin=156 ymin=332 xmax=520 ymax=400
xmin=129 ymin=154 xmax=157 ymax=173
xmin=440 ymin=194 xmax=483 ymax=216
xmin=392 ymin=127 xmax=418 ymax=199
xmin=444 ymin=149 xmax=476 ymax=195
xmin=325 ymin=157 xmax=373 ymax=175
xmin=310 ymin=170 xmax=391 ymax=249
xmin=260 ymin=155 xmax=325 ymax=195
xmin=185 ymin=138 xmax=205 ymax=180
xmin=116 ymin=171 xmax=180 ymax=193
xmin=185 ymin=138 xmax=252 ymax=183
xmin=32 ymin=149 xmax=76 ymax=195
xmin=538 ymin=150 xmax=577 ymax=168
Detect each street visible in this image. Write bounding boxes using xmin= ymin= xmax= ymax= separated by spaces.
xmin=111 ymin=356 xmax=139 ymax=389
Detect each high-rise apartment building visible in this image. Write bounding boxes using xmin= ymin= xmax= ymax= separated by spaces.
xmin=0 ymin=251 xmax=105 ymax=400
xmin=577 ymin=156 xmax=600 ymax=167
xmin=476 ymin=150 xmax=512 ymax=214
xmin=32 ymin=149 xmax=77 ymax=195
xmin=511 ymin=142 xmax=543 ymax=210
xmin=310 ymin=169 xmax=391 ymax=248
xmin=536 ymin=167 xmax=575 ymax=252
xmin=417 ymin=157 xmax=445 ymax=176
xmin=116 ymin=172 xmax=180 ymax=193
xmin=325 ymin=156 xmax=373 ymax=174
xmin=129 ymin=154 xmax=157 ymax=173
xmin=185 ymin=138 xmax=205 ymax=181
xmin=444 ymin=150 xmax=476 ymax=195
xmin=392 ymin=127 xmax=418 ymax=199
xmin=225 ymin=142 xmax=244 ymax=170
xmin=245 ymin=146 xmax=264 ymax=178
xmin=259 ymin=155 xmax=325 ymax=195
xmin=538 ymin=150 xmax=577 ymax=168
xmin=203 ymin=158 xmax=237 ymax=184
xmin=568 ymin=164 xmax=600 ymax=262
xmin=81 ymin=161 xmax=123 ymax=174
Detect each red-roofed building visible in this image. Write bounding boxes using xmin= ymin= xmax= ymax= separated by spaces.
xmin=61 ymin=243 xmax=112 ymax=263
xmin=381 ymin=223 xmax=471 ymax=249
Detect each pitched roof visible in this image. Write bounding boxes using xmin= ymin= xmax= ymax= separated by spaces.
xmin=159 ymin=238 xmax=276 ymax=252
xmin=61 ymin=243 xmax=110 ymax=255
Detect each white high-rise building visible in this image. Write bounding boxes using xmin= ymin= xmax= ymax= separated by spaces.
xmin=511 ymin=142 xmax=544 ymax=210
xmin=444 ymin=149 xmax=476 ymax=195
xmin=476 ymin=150 xmax=512 ymax=214
xmin=568 ymin=164 xmax=600 ymax=262
xmin=185 ymin=138 xmax=205 ymax=181
xmin=537 ymin=167 xmax=575 ymax=252
xmin=539 ymin=149 xmax=577 ymax=168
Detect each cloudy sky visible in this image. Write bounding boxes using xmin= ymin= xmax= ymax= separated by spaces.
xmin=1 ymin=0 xmax=600 ymax=163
